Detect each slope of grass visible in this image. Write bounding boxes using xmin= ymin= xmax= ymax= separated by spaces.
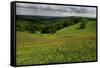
xmin=16 ymin=21 xmax=97 ymax=65
xmin=55 ymin=21 xmax=96 ymax=36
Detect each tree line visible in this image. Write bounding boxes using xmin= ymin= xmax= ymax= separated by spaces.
xmin=16 ymin=16 xmax=96 ymax=34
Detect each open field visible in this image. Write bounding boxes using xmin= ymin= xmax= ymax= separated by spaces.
xmin=16 ymin=21 xmax=97 ymax=65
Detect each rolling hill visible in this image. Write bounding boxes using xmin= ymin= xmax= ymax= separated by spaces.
xmin=16 ymin=17 xmax=97 ymax=65
xmin=55 ymin=21 xmax=96 ymax=36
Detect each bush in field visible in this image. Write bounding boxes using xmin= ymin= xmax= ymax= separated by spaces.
xmin=79 ymin=19 xmax=87 ymax=29
xmin=73 ymin=17 xmax=80 ymax=24
xmin=63 ymin=21 xmax=69 ymax=27
xmin=50 ymin=26 xmax=56 ymax=34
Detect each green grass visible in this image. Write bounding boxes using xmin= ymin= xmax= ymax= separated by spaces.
xmin=55 ymin=21 xmax=96 ymax=36
xmin=16 ymin=21 xmax=97 ymax=65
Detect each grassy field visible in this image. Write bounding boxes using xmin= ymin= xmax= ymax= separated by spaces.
xmin=16 ymin=21 xmax=97 ymax=65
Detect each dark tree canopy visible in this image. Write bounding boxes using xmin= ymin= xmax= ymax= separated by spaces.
xmin=16 ymin=16 xmax=94 ymax=34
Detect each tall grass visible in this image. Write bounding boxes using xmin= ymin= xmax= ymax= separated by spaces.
xmin=16 ymin=21 xmax=97 ymax=65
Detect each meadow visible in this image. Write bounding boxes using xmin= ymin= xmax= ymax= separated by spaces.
xmin=16 ymin=19 xmax=97 ymax=65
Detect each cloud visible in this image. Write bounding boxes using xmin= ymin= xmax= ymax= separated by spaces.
xmin=16 ymin=3 xmax=96 ymax=18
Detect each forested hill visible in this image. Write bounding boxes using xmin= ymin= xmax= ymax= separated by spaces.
xmin=16 ymin=15 xmax=96 ymax=22
xmin=16 ymin=15 xmax=96 ymax=34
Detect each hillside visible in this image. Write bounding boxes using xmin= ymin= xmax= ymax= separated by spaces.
xmin=16 ymin=21 xmax=97 ymax=65
xmin=55 ymin=21 xmax=96 ymax=36
xmin=16 ymin=17 xmax=97 ymax=65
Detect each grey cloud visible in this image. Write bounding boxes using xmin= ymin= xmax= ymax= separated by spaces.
xmin=69 ymin=7 xmax=88 ymax=13
xmin=16 ymin=3 xmax=96 ymax=18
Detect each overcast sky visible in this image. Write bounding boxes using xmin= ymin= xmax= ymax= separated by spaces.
xmin=16 ymin=3 xmax=96 ymax=18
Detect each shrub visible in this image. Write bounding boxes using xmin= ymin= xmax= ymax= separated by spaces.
xmin=79 ymin=19 xmax=87 ymax=29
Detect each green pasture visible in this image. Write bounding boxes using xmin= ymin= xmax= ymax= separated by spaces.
xmin=16 ymin=21 xmax=97 ymax=65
